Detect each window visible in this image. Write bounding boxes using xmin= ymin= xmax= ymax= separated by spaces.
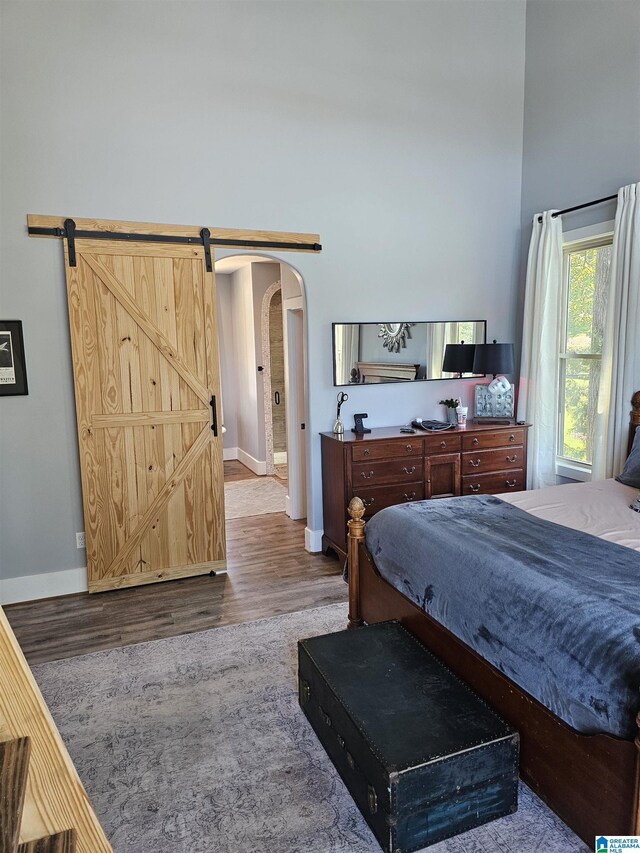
xmin=557 ymin=233 xmax=612 ymax=473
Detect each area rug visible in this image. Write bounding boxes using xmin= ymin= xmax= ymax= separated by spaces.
xmin=224 ymin=476 xmax=286 ymax=519
xmin=32 ymin=604 xmax=589 ymax=853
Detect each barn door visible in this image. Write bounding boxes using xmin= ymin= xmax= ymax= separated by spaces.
xmin=64 ymin=237 xmax=225 ymax=592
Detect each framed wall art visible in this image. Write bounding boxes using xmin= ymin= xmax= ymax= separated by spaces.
xmin=0 ymin=320 xmax=28 ymax=396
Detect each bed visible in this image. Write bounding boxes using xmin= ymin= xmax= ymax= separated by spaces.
xmin=346 ymin=392 xmax=640 ymax=843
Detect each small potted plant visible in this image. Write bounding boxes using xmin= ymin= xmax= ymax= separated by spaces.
xmin=439 ymin=398 xmax=460 ymax=425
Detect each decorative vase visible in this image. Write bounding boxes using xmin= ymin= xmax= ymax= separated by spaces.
xmin=446 ymin=408 xmax=457 ymax=425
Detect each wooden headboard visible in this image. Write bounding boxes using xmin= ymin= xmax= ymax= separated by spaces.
xmin=629 ymin=390 xmax=640 ymax=454
xmin=356 ymin=361 xmax=420 ymax=383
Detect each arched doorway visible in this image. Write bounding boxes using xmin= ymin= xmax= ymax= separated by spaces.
xmin=214 ymin=254 xmax=307 ymax=521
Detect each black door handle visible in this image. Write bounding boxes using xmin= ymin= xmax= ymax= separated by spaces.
xmin=274 ymin=391 xmax=280 ymax=405
xmin=210 ymin=395 xmax=218 ymax=436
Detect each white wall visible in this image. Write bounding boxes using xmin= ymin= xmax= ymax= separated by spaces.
xmin=516 ymin=0 xmax=640 ymax=484
xmin=230 ymin=265 xmax=258 ymax=464
xmin=251 ymin=263 xmax=281 ymax=463
xmin=520 ymin=0 xmax=640 ymax=235
xmin=216 ymin=273 xmax=238 ymax=450
xmin=281 ymin=265 xmax=302 ymax=302
xmin=0 ymin=0 xmax=526 ymax=590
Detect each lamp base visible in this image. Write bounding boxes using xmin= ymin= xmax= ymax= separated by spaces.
xmin=474 ymin=382 xmax=514 ymax=419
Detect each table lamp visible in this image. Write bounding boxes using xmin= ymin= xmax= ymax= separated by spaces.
xmin=442 ymin=342 xmax=476 ymax=378
xmin=472 ymin=340 xmax=515 ymax=420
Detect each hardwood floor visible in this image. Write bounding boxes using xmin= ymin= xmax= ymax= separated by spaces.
xmin=5 ymin=462 xmax=345 ymax=665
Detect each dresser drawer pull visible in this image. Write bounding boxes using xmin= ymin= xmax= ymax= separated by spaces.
xmin=402 ymin=465 xmax=416 ymax=475
xmin=469 ymin=484 xmax=481 ymax=492
xmin=363 ymin=448 xmax=370 ymax=456
xmin=468 ymin=459 xmax=481 ymax=467
xmin=360 ymin=470 xmax=375 ymax=479
xmin=472 ymin=437 xmax=479 ymax=445
xmin=406 ymin=444 xmax=413 ymax=452
xmin=440 ymin=440 xmax=446 ymax=448
xmin=506 ymin=479 xmax=518 ymax=488
xmin=506 ymin=454 xmax=518 ymax=463
xmin=404 ymin=491 xmax=416 ymax=501
xmin=362 ymin=497 xmax=375 ymax=508
xmin=509 ymin=434 xmax=516 ymax=442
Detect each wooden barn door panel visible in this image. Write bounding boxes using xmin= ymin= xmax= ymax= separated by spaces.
xmin=64 ymin=239 xmax=225 ymax=593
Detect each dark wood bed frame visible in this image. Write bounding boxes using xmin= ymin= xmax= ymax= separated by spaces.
xmin=346 ymin=391 xmax=640 ymax=844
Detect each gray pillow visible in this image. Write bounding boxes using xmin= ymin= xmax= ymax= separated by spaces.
xmin=616 ymin=428 xmax=640 ymax=488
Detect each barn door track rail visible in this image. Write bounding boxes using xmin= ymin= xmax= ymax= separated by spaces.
xmin=27 ymin=215 xmax=322 ymax=271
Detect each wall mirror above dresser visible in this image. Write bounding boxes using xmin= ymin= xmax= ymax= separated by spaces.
xmin=333 ymin=320 xmax=487 ymax=385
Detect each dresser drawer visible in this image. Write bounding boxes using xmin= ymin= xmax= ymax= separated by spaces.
xmin=354 ymin=482 xmax=424 ymax=517
xmin=352 ymin=458 xmax=422 ymax=486
xmin=462 ymin=428 xmax=525 ymax=451
xmin=352 ymin=439 xmax=423 ymax=462
xmin=462 ymin=469 xmax=525 ymax=495
xmin=424 ymin=433 xmax=461 ymax=454
xmin=462 ymin=446 xmax=524 ymax=473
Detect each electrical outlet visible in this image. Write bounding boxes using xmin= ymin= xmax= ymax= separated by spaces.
xmin=76 ymin=532 xmax=86 ymax=549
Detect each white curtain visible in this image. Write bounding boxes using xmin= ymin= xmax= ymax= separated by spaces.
xmin=592 ymin=182 xmax=640 ymax=479
xmin=517 ymin=211 xmax=564 ymax=488
xmin=335 ymin=324 xmax=360 ymax=384
xmin=426 ymin=322 xmax=448 ymax=379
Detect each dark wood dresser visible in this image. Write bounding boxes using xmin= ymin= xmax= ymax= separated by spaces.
xmin=321 ymin=422 xmax=529 ymax=559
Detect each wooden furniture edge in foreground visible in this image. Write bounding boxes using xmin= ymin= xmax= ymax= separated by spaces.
xmin=0 ymin=736 xmax=31 ymax=852
xmin=18 ymin=828 xmax=77 ymax=853
xmin=0 ymin=606 xmax=112 ymax=852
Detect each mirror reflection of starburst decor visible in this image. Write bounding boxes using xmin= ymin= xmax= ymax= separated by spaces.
xmin=378 ymin=322 xmax=414 ymax=353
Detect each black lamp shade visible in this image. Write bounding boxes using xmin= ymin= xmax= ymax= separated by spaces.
xmin=442 ymin=343 xmax=476 ymax=374
xmin=472 ymin=341 xmax=515 ymax=376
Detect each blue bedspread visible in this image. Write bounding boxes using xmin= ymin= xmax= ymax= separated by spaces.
xmin=365 ymin=495 xmax=640 ymax=738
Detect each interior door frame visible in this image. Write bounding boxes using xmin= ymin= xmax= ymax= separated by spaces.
xmin=284 ymin=301 xmax=306 ymax=520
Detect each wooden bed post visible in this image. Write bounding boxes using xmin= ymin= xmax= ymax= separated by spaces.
xmin=347 ymin=497 xmax=365 ymax=629
xmin=629 ymin=391 xmax=640 ymax=455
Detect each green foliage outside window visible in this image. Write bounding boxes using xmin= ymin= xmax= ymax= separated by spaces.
xmin=560 ymin=244 xmax=611 ymax=464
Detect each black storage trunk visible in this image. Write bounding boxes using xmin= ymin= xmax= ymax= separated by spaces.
xmin=298 ymin=621 xmax=519 ymax=852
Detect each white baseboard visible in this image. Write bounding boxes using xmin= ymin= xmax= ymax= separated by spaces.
xmin=305 ymin=527 xmax=323 ymax=554
xmin=1 ymin=566 xmax=88 ymax=606
xmin=285 ymin=494 xmax=291 ymax=518
xmin=237 ymin=448 xmax=267 ymax=476
xmin=223 ymin=446 xmax=238 ymax=461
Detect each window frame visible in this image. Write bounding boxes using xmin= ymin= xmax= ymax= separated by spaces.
xmin=556 ymin=221 xmax=614 ymax=480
